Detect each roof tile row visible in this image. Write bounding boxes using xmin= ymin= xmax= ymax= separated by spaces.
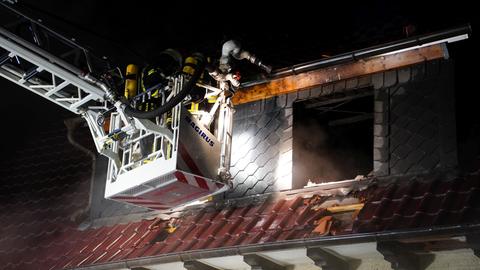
xmin=2 ymin=122 xmax=480 ymax=269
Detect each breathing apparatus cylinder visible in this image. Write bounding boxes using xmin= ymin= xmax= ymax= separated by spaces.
xmin=182 ymin=55 xmax=199 ymax=75
xmin=183 ymin=53 xmax=207 ymax=103
xmin=124 ymin=64 xmax=138 ymax=99
xmin=123 ymin=53 xmax=206 ymax=119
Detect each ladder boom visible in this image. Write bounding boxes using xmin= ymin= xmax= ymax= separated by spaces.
xmin=0 ymin=26 xmax=107 ymax=114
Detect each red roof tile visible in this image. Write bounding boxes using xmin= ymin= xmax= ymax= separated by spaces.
xmin=0 ymin=188 xmax=359 ymax=269
xmin=353 ymin=172 xmax=480 ymax=233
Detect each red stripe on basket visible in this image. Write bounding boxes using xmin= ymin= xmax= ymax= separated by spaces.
xmin=194 ymin=176 xmax=209 ymax=190
xmin=174 ymin=171 xmax=188 ymax=183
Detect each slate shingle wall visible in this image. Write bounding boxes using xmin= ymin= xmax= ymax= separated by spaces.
xmin=374 ymin=59 xmax=457 ymax=176
xmin=228 ymin=59 xmax=457 ymax=197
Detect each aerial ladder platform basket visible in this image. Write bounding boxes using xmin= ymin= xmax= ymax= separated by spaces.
xmin=0 ymin=2 xmax=272 ymax=210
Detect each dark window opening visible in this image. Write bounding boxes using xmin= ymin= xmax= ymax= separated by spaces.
xmin=293 ymin=90 xmax=373 ymax=188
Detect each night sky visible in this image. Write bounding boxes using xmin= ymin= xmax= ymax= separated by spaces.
xmin=0 ymin=0 xmax=477 ymax=155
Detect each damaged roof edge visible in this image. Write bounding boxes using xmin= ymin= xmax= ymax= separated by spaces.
xmin=240 ymin=24 xmax=471 ymax=88
xmin=75 ymin=223 xmax=480 ymax=270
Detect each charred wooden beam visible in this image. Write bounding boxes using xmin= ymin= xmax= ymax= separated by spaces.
xmin=233 ymin=44 xmax=445 ymax=105
xmin=377 ymin=241 xmax=434 ymax=270
xmin=328 ymin=114 xmax=373 ymax=126
xmin=307 ymin=247 xmax=351 ymax=270
xmin=243 ymin=254 xmax=287 ymax=270
xmin=184 ymin=260 xmax=223 ymax=270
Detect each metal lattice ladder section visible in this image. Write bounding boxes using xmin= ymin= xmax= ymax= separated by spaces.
xmin=0 ymin=26 xmax=107 ymax=114
xmin=0 ymin=3 xmax=114 ymax=159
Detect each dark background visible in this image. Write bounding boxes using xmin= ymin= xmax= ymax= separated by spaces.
xmin=0 ymin=0 xmax=477 ymax=167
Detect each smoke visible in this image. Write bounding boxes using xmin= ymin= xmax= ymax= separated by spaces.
xmin=293 ymin=109 xmax=372 ymax=187
xmin=0 ymin=123 xmax=93 ymax=268
xmin=294 ymin=118 xmax=343 ymax=183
